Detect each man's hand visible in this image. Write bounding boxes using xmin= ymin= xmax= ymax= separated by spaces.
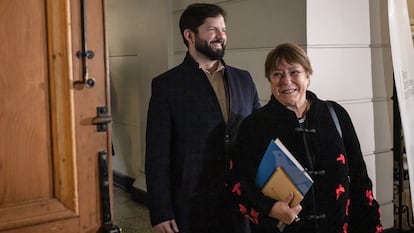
xmin=153 ymin=219 xmax=179 ymax=233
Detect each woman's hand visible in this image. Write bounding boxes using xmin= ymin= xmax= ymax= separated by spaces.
xmin=268 ymin=192 xmax=302 ymax=224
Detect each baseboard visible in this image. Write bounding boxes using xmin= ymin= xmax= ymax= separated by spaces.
xmin=383 ymin=227 xmax=395 ymax=233
xmin=131 ymin=185 xmax=148 ymax=206
xmin=383 ymin=227 xmax=414 ymax=233
xmin=112 ymin=170 xmax=148 ymax=206
xmin=113 ymin=170 xmax=135 ymax=191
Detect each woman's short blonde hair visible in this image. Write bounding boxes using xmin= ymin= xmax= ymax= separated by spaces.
xmin=265 ymin=43 xmax=313 ymax=80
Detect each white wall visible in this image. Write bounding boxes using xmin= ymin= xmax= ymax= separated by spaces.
xmin=107 ymin=0 xmax=396 ymax=230
xmin=106 ymin=0 xmax=169 ymax=188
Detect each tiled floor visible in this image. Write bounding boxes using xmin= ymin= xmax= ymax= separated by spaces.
xmin=113 ymin=185 xmax=153 ymax=233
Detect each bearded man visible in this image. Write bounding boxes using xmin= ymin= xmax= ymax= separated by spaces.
xmin=145 ymin=3 xmax=261 ymax=233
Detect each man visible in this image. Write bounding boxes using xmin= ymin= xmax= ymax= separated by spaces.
xmin=145 ymin=3 xmax=261 ymax=233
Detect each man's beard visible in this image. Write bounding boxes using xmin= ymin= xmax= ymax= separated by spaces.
xmin=195 ymin=36 xmax=225 ymax=60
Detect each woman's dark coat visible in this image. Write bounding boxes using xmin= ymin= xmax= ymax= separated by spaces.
xmin=230 ymin=91 xmax=382 ymax=233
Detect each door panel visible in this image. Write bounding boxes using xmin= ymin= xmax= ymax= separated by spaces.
xmin=0 ymin=0 xmax=111 ymax=232
xmin=0 ymin=0 xmax=52 ymax=207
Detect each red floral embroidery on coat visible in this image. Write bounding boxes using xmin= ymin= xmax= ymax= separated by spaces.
xmin=239 ymin=203 xmax=247 ymax=214
xmin=232 ymin=182 xmax=241 ymax=196
xmin=238 ymin=204 xmax=259 ymax=224
xmin=337 ymin=153 xmax=346 ymax=165
xmin=336 ymin=184 xmax=345 ymax=200
xmin=248 ymin=208 xmax=259 ymax=224
xmin=376 ymin=202 xmax=383 ymax=232
xmin=229 ymin=159 xmax=233 ymax=170
xmin=376 ymin=225 xmax=383 ymax=232
xmin=342 ymin=222 xmax=348 ymax=233
xmin=366 ymin=189 xmax=374 ymax=206
xmin=345 ymin=199 xmax=350 ymax=216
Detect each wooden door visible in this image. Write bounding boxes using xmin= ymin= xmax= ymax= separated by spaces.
xmin=0 ymin=0 xmax=112 ymax=232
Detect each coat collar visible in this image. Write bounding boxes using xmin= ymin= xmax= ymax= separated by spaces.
xmin=267 ymin=91 xmax=319 ymax=117
xmin=183 ymin=52 xmax=227 ymax=70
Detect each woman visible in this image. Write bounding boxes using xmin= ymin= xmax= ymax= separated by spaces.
xmin=229 ymin=43 xmax=382 ymax=233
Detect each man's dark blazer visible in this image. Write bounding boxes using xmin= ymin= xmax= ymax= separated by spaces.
xmin=145 ymin=52 xmax=260 ymax=232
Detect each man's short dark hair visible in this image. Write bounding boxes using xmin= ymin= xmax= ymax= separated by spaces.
xmin=179 ymin=3 xmax=226 ymax=47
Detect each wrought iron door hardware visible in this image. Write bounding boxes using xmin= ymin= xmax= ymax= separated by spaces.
xmin=98 ymin=150 xmax=122 ymax=233
xmin=75 ymin=0 xmax=95 ymax=88
xmin=92 ymin=106 xmax=112 ymax=132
